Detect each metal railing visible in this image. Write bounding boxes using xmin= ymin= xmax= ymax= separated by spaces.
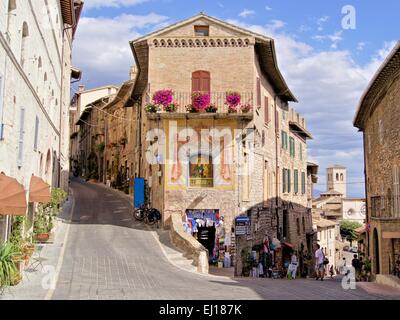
xmin=146 ymin=91 xmax=254 ymax=114
xmin=370 ymin=195 xmax=400 ymax=218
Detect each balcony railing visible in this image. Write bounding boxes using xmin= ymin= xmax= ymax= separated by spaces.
xmin=370 ymin=195 xmax=400 ymax=219
xmin=145 ymin=91 xmax=254 ymax=115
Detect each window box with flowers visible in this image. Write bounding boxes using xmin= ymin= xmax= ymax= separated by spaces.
xmin=225 ymin=91 xmax=241 ymax=113
xmin=144 ymin=103 xmax=159 ymax=113
xmin=205 ymin=104 xmax=217 ymax=113
xmin=191 ymin=91 xmax=211 ymax=113
xmin=164 ymin=103 xmax=178 ymax=112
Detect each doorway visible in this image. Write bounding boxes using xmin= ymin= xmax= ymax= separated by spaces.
xmin=373 ymin=228 xmax=380 ymax=274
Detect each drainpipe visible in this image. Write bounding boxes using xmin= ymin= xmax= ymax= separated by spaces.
xmin=362 ymin=131 xmax=370 ymax=258
xmin=274 ymin=94 xmax=280 ymax=239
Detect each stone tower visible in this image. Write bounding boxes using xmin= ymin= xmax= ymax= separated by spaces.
xmin=326 ymin=165 xmax=347 ymax=197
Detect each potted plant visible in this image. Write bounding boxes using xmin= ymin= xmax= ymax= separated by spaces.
xmin=191 ymin=91 xmax=211 ymax=113
xmin=164 ymin=103 xmax=178 ymax=112
xmin=153 ymin=89 xmax=174 ymax=106
xmin=144 ymin=103 xmax=159 ymax=113
xmin=205 ymin=104 xmax=218 ymax=113
xmin=240 ymin=103 xmax=252 ymax=113
xmin=226 ymin=91 xmax=241 ymax=108
xmin=186 ymin=104 xmax=198 ymax=113
xmin=0 ymin=242 xmax=18 ymax=289
xmin=228 ymin=105 xmax=238 ymax=113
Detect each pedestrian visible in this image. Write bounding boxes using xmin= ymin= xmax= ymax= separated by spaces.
xmin=288 ymin=251 xmax=298 ymax=280
xmin=352 ymin=254 xmax=360 ymax=281
xmin=340 ymin=257 xmax=346 ymax=275
xmin=329 ymin=265 xmax=334 ymax=278
xmin=314 ymin=244 xmax=325 ymax=281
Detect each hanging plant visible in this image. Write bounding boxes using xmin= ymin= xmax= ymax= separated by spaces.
xmin=191 ymin=91 xmax=211 ymax=112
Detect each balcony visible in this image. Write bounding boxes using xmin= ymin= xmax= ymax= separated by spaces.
xmin=145 ymin=91 xmax=254 ymax=120
xmin=288 ymin=108 xmax=312 ymax=139
xmin=370 ymin=195 xmax=400 ymax=219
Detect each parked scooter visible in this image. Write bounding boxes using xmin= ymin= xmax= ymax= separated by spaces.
xmin=133 ymin=205 xmax=161 ymax=228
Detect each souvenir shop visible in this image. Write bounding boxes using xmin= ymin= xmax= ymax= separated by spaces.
xmin=241 ymin=236 xmax=295 ymax=278
xmin=183 ymin=209 xmax=233 ymax=267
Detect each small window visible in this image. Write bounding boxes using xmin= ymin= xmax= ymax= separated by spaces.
xmin=194 ymin=25 xmax=209 ymax=36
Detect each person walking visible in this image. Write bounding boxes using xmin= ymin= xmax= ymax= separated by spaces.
xmin=315 ymin=244 xmax=325 ymax=281
xmin=329 ymin=265 xmax=334 ymax=278
xmin=352 ymin=254 xmax=360 ymax=281
xmin=288 ymin=252 xmax=298 ymax=280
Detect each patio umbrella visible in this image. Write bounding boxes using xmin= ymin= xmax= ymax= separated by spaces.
xmin=0 ymin=173 xmax=27 ymax=215
xmin=29 ymin=175 xmax=51 ymax=203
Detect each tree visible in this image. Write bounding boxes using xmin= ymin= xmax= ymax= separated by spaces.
xmin=340 ymin=220 xmax=362 ymax=245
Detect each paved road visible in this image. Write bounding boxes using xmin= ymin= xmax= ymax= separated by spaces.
xmin=50 ymin=179 xmax=400 ymax=300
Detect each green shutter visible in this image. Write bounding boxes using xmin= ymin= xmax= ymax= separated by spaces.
xmin=294 ymin=169 xmax=298 ymax=193
xmin=281 ymin=131 xmax=285 ymax=149
xmin=282 ymin=168 xmax=286 ymax=193
xmin=287 ymin=169 xmax=291 ymax=193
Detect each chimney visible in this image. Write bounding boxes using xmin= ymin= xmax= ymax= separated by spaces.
xmin=78 ymin=85 xmax=85 ymax=92
xmin=129 ymin=65 xmax=138 ymax=80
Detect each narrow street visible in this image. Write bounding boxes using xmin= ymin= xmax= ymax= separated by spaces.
xmin=48 ymin=179 xmax=400 ymax=300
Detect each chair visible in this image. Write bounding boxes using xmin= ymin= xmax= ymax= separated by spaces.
xmin=27 ymin=244 xmax=46 ymax=272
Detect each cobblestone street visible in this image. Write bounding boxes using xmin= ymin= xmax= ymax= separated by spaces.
xmin=2 ymin=179 xmax=400 ymax=300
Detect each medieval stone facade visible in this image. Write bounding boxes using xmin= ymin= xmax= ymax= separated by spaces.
xmin=354 ymin=41 xmax=400 ymax=277
xmin=128 ymin=13 xmax=314 ymax=275
xmin=0 ymin=0 xmax=82 ymax=241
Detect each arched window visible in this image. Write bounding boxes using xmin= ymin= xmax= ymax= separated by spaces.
xmin=38 ymin=57 xmax=42 ymax=68
xmin=20 ymin=22 xmax=29 ymax=68
xmin=192 ymin=70 xmax=210 ymax=94
xmin=6 ymin=1 xmax=17 ymax=41
xmin=189 ymin=154 xmax=213 ymax=188
xmin=336 ymin=173 xmax=339 ymax=181
xmin=8 ymin=0 xmax=16 ymax=10
xmin=340 ymin=173 xmax=344 ymax=181
xmin=44 ymin=72 xmax=47 ymax=82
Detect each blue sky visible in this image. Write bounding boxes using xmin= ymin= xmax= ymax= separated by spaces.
xmin=72 ymin=0 xmax=399 ymax=197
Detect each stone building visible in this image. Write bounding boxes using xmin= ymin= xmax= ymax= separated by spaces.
xmin=69 ymin=84 xmax=119 ymax=171
xmin=0 ymin=0 xmax=83 ymax=241
xmin=127 ymin=13 xmax=314 ymax=275
xmin=354 ymin=41 xmax=400 ymax=279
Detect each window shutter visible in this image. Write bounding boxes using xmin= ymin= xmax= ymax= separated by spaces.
xmin=294 ymin=169 xmax=298 ymax=193
xmin=34 ymin=116 xmax=39 ymax=151
xmin=257 ymin=78 xmax=261 ymax=106
xmin=300 ymin=143 xmax=303 ymax=160
xmin=287 ymin=169 xmax=291 ymax=193
xmin=302 ymin=172 xmax=306 ymax=194
xmin=17 ymin=108 xmax=25 ymax=167
xmin=281 ymin=130 xmax=285 ymax=149
xmin=192 ymin=71 xmax=210 ymax=94
xmin=282 ymin=169 xmax=286 ymax=193
xmin=264 ymin=96 xmax=269 ymax=123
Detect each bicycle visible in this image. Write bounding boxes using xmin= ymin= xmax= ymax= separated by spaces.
xmin=133 ymin=206 xmax=161 ymax=228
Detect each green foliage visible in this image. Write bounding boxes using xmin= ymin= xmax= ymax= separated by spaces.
xmin=9 ymin=216 xmax=25 ymax=248
xmin=0 ymin=242 xmax=18 ymax=288
xmin=340 ymin=220 xmax=363 ymax=241
xmin=95 ymin=142 xmax=105 ymax=153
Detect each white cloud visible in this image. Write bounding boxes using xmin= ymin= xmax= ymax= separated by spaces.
xmin=84 ymin=0 xmax=149 ymax=9
xmin=239 ymin=9 xmax=255 ymax=18
xmin=312 ymin=30 xmax=343 ymax=49
xmin=357 ymin=42 xmax=366 ymax=51
xmin=265 ymin=6 xmax=272 ymax=11
xmin=317 ymin=16 xmax=329 ymax=31
xmin=266 ymin=20 xmax=286 ymax=32
xmin=224 ymin=19 xmax=395 ymax=196
xmin=72 ymin=13 xmax=169 ymax=86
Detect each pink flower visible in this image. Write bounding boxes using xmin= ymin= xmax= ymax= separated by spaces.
xmin=226 ymin=91 xmax=241 ymax=107
xmin=153 ymin=89 xmax=173 ymax=106
xmin=191 ymin=91 xmax=211 ymax=111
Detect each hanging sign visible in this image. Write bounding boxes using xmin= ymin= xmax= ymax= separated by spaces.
xmin=235 ymin=216 xmax=250 ymax=236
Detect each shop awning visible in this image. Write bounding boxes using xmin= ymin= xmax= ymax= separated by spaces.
xmin=29 ymin=175 xmax=51 ymax=203
xmin=0 ymin=173 xmax=27 ymax=216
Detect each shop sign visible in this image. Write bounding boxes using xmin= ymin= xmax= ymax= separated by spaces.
xmin=235 ymin=216 xmax=250 ymax=236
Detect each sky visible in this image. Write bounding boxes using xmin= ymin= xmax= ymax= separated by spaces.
xmin=71 ymin=0 xmax=400 ymax=197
